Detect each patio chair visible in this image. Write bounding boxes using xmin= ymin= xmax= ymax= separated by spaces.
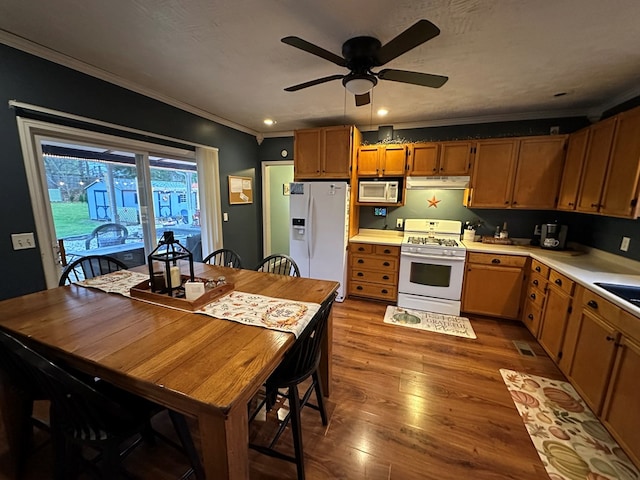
xmin=59 ymin=255 xmax=128 ymax=286
xmin=85 ymin=223 xmax=128 ymax=249
xmin=255 ymin=254 xmax=300 ymax=277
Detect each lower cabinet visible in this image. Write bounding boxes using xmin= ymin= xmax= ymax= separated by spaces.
xmin=461 ymin=252 xmax=527 ymax=319
xmin=537 ymin=270 xmax=575 ymax=362
xmin=348 ymin=243 xmax=399 ymax=301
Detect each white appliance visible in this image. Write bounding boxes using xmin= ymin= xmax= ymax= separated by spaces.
xmin=290 ymin=182 xmax=349 ymax=302
xmin=358 ymin=180 xmax=399 ymax=203
xmin=398 ymin=219 xmax=466 ymax=315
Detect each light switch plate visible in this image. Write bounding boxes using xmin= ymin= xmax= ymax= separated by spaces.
xmin=396 ymin=218 xmax=403 ymax=229
xmin=621 ymin=236 xmax=630 ymax=251
xmin=11 ymin=232 xmax=36 ymax=250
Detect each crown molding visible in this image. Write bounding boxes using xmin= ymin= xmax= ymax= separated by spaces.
xmin=586 ymin=84 xmax=640 ymax=120
xmin=0 ymin=29 xmax=259 ymax=138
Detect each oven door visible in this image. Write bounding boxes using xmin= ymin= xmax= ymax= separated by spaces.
xmin=398 ymin=251 xmax=465 ymax=300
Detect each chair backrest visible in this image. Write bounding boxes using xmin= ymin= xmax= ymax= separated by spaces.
xmin=85 ymin=223 xmax=128 ymax=249
xmin=255 ymin=254 xmax=300 ymax=277
xmin=267 ymin=294 xmax=336 ymax=387
xmin=203 ymin=248 xmax=242 ymax=268
xmin=0 ymin=330 xmax=132 ymax=439
xmin=59 ymin=255 xmax=128 ymax=286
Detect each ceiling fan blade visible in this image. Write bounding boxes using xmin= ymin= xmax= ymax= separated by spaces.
xmin=355 ymin=92 xmax=370 ymax=107
xmin=375 ymin=19 xmax=441 ymax=66
xmin=281 ymin=36 xmax=347 ymax=67
xmin=377 ymin=69 xmax=448 ymax=88
xmin=284 ymin=74 xmax=345 ymax=92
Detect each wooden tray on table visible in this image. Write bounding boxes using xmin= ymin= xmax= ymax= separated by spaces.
xmin=130 ymin=275 xmax=234 ymax=311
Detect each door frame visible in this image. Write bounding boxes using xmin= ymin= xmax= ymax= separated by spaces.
xmin=261 ymin=161 xmax=293 ymax=258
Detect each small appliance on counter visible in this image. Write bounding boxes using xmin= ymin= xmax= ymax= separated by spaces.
xmin=541 ymin=223 xmax=568 ymax=250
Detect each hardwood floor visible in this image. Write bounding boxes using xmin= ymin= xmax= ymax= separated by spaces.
xmin=0 ymin=298 xmax=562 ymax=479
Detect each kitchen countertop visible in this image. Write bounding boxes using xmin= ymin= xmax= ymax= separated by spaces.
xmin=349 ymin=229 xmax=403 ymax=246
xmin=463 ymin=239 xmax=640 ymax=318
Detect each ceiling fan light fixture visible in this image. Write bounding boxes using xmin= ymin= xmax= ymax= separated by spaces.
xmin=344 ymin=76 xmax=376 ymax=95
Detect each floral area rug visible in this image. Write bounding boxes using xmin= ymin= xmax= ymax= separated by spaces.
xmin=383 ymin=306 xmax=476 ymax=339
xmin=500 ymin=369 xmax=639 ymax=480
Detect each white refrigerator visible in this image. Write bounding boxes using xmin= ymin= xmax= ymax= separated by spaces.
xmin=289 ymin=181 xmax=349 ymax=302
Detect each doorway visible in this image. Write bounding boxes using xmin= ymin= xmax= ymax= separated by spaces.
xmin=261 ymin=162 xmax=293 ymax=258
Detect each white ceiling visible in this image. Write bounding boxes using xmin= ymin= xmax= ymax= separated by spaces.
xmin=2 ymin=0 xmax=640 ymax=137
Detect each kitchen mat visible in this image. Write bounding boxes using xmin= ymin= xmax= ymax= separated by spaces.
xmin=383 ymin=306 xmax=476 ymax=339
xmin=500 ymin=368 xmax=639 ymax=480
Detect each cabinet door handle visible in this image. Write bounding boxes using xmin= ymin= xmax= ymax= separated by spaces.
xmin=587 ymin=300 xmax=598 ymax=309
xmin=530 ymin=293 xmax=536 ymax=300
xmin=356 ymin=286 xmax=363 ymax=290
xmin=357 ymin=272 xmax=363 ymax=277
xmin=432 ymin=167 xmax=437 ymax=172
xmin=528 ymin=314 xmax=534 ymax=320
xmin=383 ymin=249 xmax=391 ymax=254
xmin=383 ymin=275 xmax=389 ymax=280
xmin=606 ymin=336 xmax=615 ymax=342
xmin=568 ymin=202 xmax=574 ymax=206
xmin=535 ymin=266 xmax=541 ymax=272
xmin=381 ymin=289 xmax=388 ymax=294
xmin=555 ymin=278 xmax=563 ymax=286
xmin=505 ymin=201 xmax=509 ymax=204
xmin=358 ymin=259 xmax=364 ymax=264
xmin=533 ymin=279 xmax=539 ymax=286
xmin=512 ymin=201 xmax=518 ymax=205
xmin=383 ymin=261 xmax=390 ymax=267
xmin=358 ymin=247 xmax=365 ymax=251
xmin=492 ymin=258 xmax=501 ymax=264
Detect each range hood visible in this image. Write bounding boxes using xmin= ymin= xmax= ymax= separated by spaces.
xmin=406 ymin=176 xmax=470 ymax=190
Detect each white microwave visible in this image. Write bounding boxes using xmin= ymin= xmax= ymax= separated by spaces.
xmin=358 ymin=180 xmax=399 ymax=203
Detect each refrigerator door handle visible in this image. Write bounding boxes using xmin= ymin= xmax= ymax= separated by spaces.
xmin=308 ymin=194 xmax=314 ymax=257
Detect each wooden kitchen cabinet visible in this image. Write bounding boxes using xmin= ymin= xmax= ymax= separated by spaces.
xmin=599 ymin=106 xmax=640 ymax=218
xmin=461 ymin=252 xmax=527 ymax=319
xmin=294 ymin=125 xmax=356 ymax=179
xmin=575 ymin=116 xmax=618 ymax=213
xmin=348 ymin=243 xmax=400 ymax=301
xmin=537 ymin=270 xmax=575 ymax=362
xmin=557 ymin=128 xmax=590 ymax=211
xmin=356 ymin=144 xmax=406 ymax=177
xmin=602 ymin=334 xmax=640 ymax=467
xmin=522 ymin=259 xmax=549 ymax=336
xmin=467 ymin=136 xmax=567 ymax=209
xmin=407 ymin=141 xmax=473 ymax=176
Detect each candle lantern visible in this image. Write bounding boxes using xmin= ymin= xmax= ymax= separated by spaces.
xmin=148 ymin=231 xmax=194 ymax=297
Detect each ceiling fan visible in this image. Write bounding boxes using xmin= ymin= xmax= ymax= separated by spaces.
xmin=281 ymin=19 xmax=448 ymax=107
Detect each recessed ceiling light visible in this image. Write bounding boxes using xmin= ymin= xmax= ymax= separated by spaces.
xmin=263 ymin=119 xmax=276 ymax=126
xmin=377 ymin=109 xmax=389 ymax=116
xmin=553 ymin=92 xmax=567 ymax=97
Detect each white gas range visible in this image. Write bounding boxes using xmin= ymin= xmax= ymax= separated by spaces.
xmin=398 ymin=219 xmax=466 ymax=315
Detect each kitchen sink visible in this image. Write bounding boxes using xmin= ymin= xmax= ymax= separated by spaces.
xmin=594 ymin=282 xmax=640 ymax=308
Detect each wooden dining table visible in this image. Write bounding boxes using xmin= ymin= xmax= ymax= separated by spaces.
xmin=0 ymin=263 xmax=339 ymax=479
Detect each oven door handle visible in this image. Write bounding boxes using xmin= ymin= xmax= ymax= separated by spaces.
xmin=401 ymin=252 xmax=466 ymax=262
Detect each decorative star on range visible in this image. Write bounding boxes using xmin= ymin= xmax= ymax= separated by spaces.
xmin=427 ymin=195 xmax=441 ymax=208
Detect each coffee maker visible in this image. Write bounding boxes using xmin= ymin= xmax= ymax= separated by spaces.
xmin=541 ymin=223 xmax=568 ymax=250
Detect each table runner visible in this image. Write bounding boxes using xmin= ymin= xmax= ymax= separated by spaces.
xmin=75 ymin=271 xmax=319 ymax=338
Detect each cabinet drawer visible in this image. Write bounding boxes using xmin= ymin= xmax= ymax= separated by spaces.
xmin=549 ymin=270 xmax=575 ymax=295
xmin=531 ymin=259 xmax=550 ymax=277
xmin=467 ymin=252 xmax=527 ymax=267
xmin=582 ymin=289 xmax=620 ymax=323
xmin=522 ymin=299 xmax=543 ymax=337
xmin=351 ymin=255 xmax=398 ymax=271
xmin=349 ymin=243 xmax=373 ymax=254
xmin=373 ymin=244 xmax=400 ymax=256
xmin=527 ymin=288 xmax=546 ymax=309
xmin=528 ymin=272 xmax=548 ymax=292
xmin=351 ymin=269 xmax=397 ymax=286
xmin=349 ymin=282 xmax=397 ymax=301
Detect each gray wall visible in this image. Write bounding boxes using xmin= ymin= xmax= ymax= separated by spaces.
xmin=0 ymin=44 xmax=261 ymax=300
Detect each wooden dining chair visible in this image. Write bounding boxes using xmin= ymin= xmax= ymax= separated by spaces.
xmin=249 ymin=293 xmax=336 ymax=480
xmin=58 ymin=254 xmax=128 ymax=286
xmin=203 ymin=248 xmax=243 ymax=268
xmin=255 ymin=254 xmax=300 ymax=277
xmin=0 ymin=329 xmax=204 ymax=480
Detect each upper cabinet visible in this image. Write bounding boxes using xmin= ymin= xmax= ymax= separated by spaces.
xmin=557 ymin=128 xmax=590 ymax=211
xmin=467 ymin=136 xmax=567 ymax=209
xmin=407 ymin=140 xmax=473 ymax=176
xmin=356 ymin=144 xmax=407 ymax=177
xmin=294 ymin=125 xmax=357 ymax=180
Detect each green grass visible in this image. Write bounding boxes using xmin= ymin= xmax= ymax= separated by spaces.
xmin=51 ymin=202 xmax=103 ymax=238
